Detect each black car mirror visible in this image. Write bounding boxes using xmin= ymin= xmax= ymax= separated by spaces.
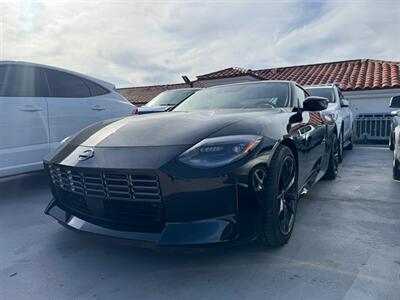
xmin=303 ymin=96 xmax=329 ymax=111
xmin=389 ymin=95 xmax=400 ymax=108
xmin=340 ymin=99 xmax=349 ymax=107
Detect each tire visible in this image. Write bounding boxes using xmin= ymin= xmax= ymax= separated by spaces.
xmin=389 ymin=134 xmax=394 ymax=151
xmin=394 ymin=158 xmax=400 ymax=180
xmin=255 ymin=145 xmax=298 ymax=247
xmin=338 ymin=131 xmax=343 ymax=163
xmin=323 ymin=134 xmax=339 ymax=180
xmin=344 ymin=136 xmax=353 ymax=150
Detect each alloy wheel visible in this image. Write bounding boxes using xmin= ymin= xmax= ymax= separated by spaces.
xmin=338 ymin=132 xmax=343 ymax=162
xmin=277 ymin=156 xmax=297 ymax=235
xmin=333 ymin=136 xmax=339 ymax=176
xmin=253 ymin=169 xmax=266 ymax=192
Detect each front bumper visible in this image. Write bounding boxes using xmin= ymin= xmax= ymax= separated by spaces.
xmin=45 ymin=200 xmax=235 ymax=245
xmin=44 ymin=163 xmax=248 ymax=245
xmin=44 ymin=142 xmax=266 ymax=245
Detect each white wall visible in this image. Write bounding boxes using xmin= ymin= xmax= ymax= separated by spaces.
xmin=343 ymin=88 xmax=400 ymax=116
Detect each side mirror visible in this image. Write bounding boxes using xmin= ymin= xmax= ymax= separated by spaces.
xmin=389 ymin=95 xmax=400 ymax=108
xmin=303 ymin=96 xmax=329 ymax=112
xmin=341 ymin=99 xmax=349 ymax=107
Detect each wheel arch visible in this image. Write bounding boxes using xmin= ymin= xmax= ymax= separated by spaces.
xmin=279 ymin=138 xmax=299 ymax=174
xmin=245 ymin=138 xmax=298 ymax=191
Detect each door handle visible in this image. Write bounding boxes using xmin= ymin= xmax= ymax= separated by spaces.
xmin=298 ymin=125 xmax=315 ymax=145
xmin=19 ymin=105 xmax=43 ymax=112
xmin=91 ymin=105 xmax=106 ymax=111
xmin=298 ymin=125 xmax=314 ymax=138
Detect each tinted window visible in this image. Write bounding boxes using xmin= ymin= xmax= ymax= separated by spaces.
xmin=306 ymin=87 xmax=334 ymax=103
xmin=83 ymin=79 xmax=109 ymax=96
xmin=0 ymin=65 xmax=45 ymax=97
xmin=173 ymin=83 xmax=289 ymax=111
xmin=146 ymin=89 xmax=198 ymax=107
xmin=45 ymin=69 xmax=90 ymax=98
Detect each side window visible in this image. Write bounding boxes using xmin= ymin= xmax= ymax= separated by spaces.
xmin=44 ymin=69 xmax=90 ymax=98
xmin=0 ymin=65 xmax=46 ymax=97
xmin=295 ymin=86 xmax=306 ymax=107
xmin=82 ymin=79 xmax=109 ymax=96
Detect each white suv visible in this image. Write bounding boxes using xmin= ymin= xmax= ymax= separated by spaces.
xmin=306 ymin=85 xmax=353 ymax=163
xmin=0 ymin=61 xmax=136 ymax=177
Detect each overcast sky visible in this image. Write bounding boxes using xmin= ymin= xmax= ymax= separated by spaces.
xmin=1 ymin=0 xmax=399 ymax=87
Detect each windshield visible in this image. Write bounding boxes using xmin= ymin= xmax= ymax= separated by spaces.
xmin=146 ymin=89 xmax=197 ymax=107
xmin=173 ymin=83 xmax=290 ymax=112
xmin=306 ymin=87 xmax=335 ymax=103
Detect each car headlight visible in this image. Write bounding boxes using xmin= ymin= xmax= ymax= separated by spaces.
xmin=321 ymin=111 xmax=338 ymax=123
xmin=179 ymin=135 xmax=262 ymax=168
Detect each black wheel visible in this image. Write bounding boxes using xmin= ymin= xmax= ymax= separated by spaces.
xmin=389 ymin=134 xmax=395 ymax=151
xmin=394 ymin=158 xmax=400 ymax=180
xmin=344 ymin=136 xmax=353 ymax=150
xmin=254 ymin=145 xmax=298 ymax=247
xmin=338 ymin=131 xmax=343 ymax=163
xmin=323 ymin=134 xmax=339 ymax=180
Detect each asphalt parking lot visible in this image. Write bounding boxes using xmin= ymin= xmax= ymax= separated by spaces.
xmin=0 ymin=145 xmax=399 ymax=300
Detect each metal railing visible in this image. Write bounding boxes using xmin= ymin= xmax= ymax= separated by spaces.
xmin=353 ymin=113 xmax=392 ymax=143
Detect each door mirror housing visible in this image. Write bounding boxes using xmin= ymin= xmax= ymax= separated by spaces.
xmin=389 ymin=95 xmax=400 ymax=108
xmin=340 ymin=99 xmax=349 ymax=107
xmin=303 ymin=96 xmax=329 ymax=111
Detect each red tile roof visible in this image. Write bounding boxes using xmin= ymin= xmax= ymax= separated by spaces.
xmin=197 ymin=67 xmax=266 ymax=80
xmin=117 ymin=81 xmax=205 ymax=105
xmin=197 ymin=59 xmax=400 ymax=91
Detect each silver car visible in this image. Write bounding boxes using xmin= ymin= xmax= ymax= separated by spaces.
xmin=389 ymin=95 xmax=400 ymax=180
xmin=306 ymin=85 xmax=353 ymax=163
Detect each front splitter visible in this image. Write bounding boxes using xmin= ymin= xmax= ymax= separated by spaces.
xmin=45 ymin=200 xmax=236 ymax=246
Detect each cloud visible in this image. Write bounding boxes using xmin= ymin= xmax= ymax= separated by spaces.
xmin=273 ymin=1 xmax=400 ymax=65
xmin=1 ymin=0 xmax=399 ymax=87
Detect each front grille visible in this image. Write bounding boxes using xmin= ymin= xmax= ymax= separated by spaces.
xmin=48 ymin=164 xmax=161 ymax=202
xmin=47 ymin=164 xmax=164 ymax=233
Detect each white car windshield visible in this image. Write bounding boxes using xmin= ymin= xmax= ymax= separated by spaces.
xmin=306 ymin=87 xmax=335 ymax=103
xmin=146 ymin=89 xmax=198 ymax=107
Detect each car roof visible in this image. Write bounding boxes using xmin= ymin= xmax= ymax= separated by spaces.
xmin=204 ymin=80 xmax=295 ymax=90
xmin=161 ymin=88 xmax=201 ymax=93
xmin=304 ymin=84 xmax=337 ymax=89
xmin=0 ymin=60 xmax=115 ymax=90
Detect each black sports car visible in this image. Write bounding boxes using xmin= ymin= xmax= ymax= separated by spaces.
xmin=389 ymin=95 xmax=400 ymax=180
xmin=44 ymin=81 xmax=338 ymax=247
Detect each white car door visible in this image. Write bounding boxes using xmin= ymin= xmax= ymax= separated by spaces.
xmin=43 ymin=68 xmax=112 ymax=152
xmin=0 ymin=64 xmax=49 ymax=177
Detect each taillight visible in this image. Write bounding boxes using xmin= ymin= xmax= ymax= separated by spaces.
xmin=132 ymin=107 xmax=139 ymax=115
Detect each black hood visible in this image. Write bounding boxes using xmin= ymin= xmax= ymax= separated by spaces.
xmin=74 ymin=110 xmax=281 ymax=148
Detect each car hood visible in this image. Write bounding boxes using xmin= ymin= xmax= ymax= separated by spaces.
xmin=75 ymin=110 xmax=281 ymax=148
